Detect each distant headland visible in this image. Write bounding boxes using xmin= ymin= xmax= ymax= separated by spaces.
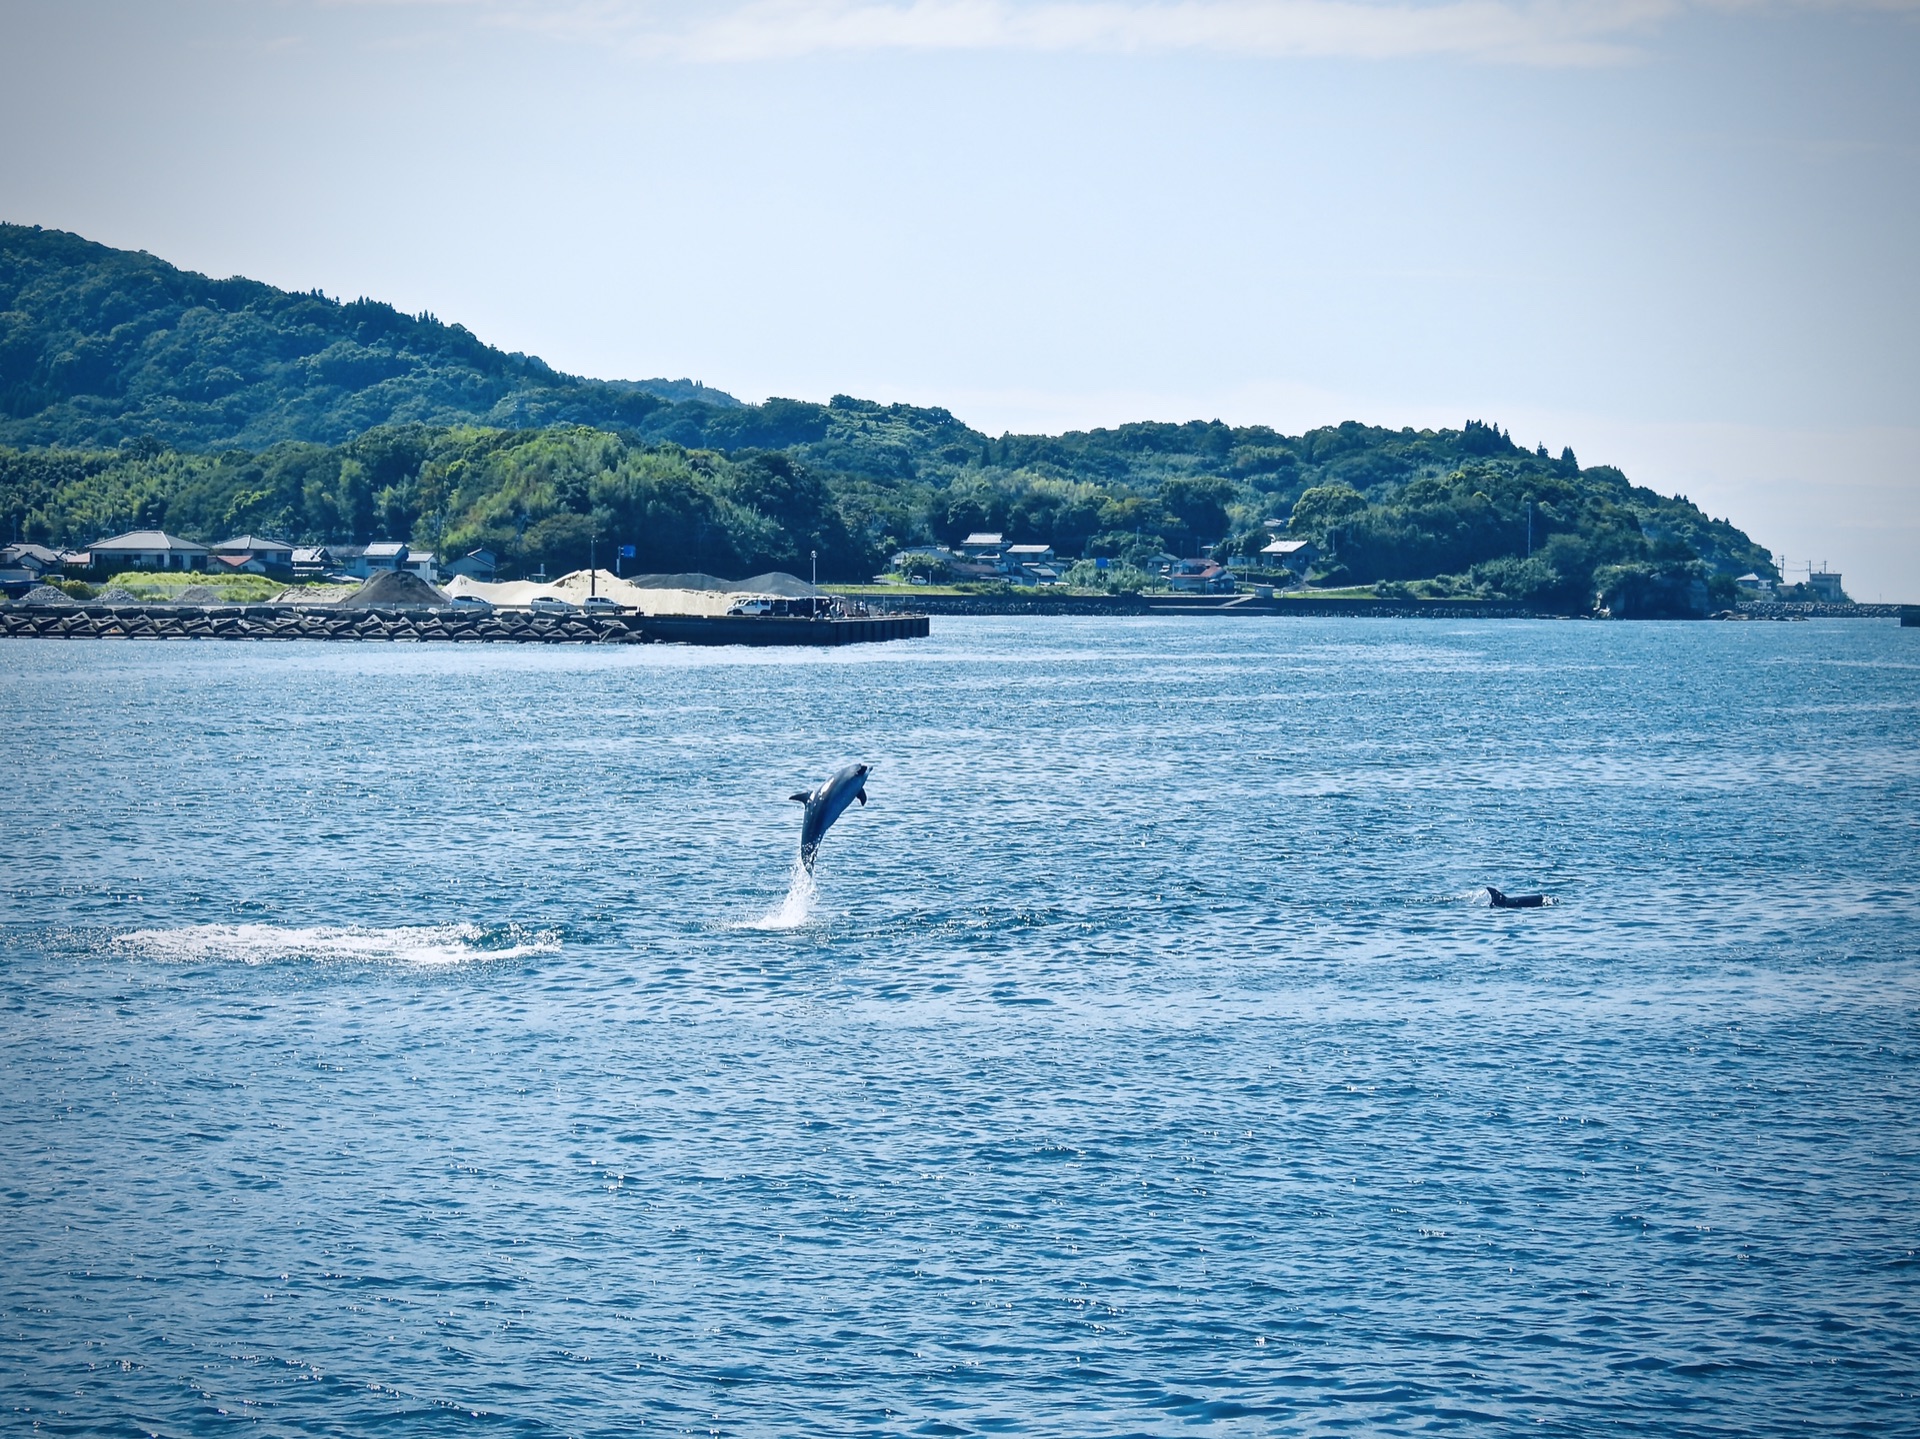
xmin=1 ymin=222 xmax=1792 ymax=618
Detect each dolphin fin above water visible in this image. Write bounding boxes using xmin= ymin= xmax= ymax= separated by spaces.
xmin=1487 ymin=886 xmax=1548 ymax=909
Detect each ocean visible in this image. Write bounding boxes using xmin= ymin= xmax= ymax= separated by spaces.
xmin=2 ymin=617 xmax=1916 ymax=1435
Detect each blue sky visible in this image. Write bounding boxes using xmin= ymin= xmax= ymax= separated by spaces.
xmin=3 ymin=0 xmax=1915 ymax=595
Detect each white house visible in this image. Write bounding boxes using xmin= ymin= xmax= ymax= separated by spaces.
xmin=87 ymin=530 xmax=210 ymax=572
xmin=959 ymin=532 xmax=1007 ymax=562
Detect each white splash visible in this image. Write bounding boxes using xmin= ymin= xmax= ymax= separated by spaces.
xmin=737 ymin=858 xmax=820 ymax=931
xmin=111 ymin=922 xmax=560 ymax=967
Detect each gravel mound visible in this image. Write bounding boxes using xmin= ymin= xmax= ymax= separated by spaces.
xmin=97 ymin=587 xmax=144 ymax=606
xmin=12 ymin=583 xmax=74 ymax=605
xmin=334 ymin=570 xmax=450 ymax=608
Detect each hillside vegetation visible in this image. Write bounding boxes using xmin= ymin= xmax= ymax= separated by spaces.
xmin=0 ymin=224 xmax=1778 ymax=606
xmin=0 ymin=224 xmax=734 ymax=450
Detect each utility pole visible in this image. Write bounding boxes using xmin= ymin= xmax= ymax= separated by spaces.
xmin=1526 ymin=498 xmax=1533 ymax=559
xmin=811 ymin=549 xmax=817 ymax=589
xmin=590 ymin=531 xmax=596 ymax=597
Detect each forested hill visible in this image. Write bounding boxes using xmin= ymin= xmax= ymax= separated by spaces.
xmin=0 ymin=224 xmax=737 ymax=450
xmin=0 ymin=224 xmax=1778 ymax=609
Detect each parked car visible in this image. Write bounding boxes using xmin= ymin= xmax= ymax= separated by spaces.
xmin=727 ymin=598 xmax=775 ymax=616
xmin=528 ymin=594 xmax=578 ymax=615
xmin=581 ymin=595 xmax=624 ymax=615
xmin=447 ymin=594 xmax=493 ymax=614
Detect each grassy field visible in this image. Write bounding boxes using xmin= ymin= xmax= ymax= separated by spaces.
xmin=64 ymin=573 xmax=357 ymax=603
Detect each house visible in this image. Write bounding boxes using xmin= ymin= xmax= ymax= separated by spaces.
xmin=1808 ymin=569 xmax=1846 ymax=602
xmin=349 ymin=541 xmax=437 ymax=582
xmin=1260 ymin=538 xmax=1318 ymax=573
xmin=86 ymin=530 xmax=210 ymax=572
xmin=1166 ymin=558 xmax=1236 ymax=594
xmin=291 ymin=546 xmax=337 ymax=578
xmin=211 ymin=535 xmax=295 ymax=574
xmin=947 ymin=558 xmax=1004 ymax=583
xmin=442 ymin=548 xmax=497 ymax=581
xmin=0 ymin=542 xmax=63 ymax=578
xmin=958 ymin=532 xmax=1007 ymax=563
xmin=1003 ymin=543 xmax=1056 ymax=578
xmin=1735 ymin=572 xmax=1772 ymax=594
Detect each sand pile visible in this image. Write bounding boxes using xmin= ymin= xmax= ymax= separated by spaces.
xmin=172 ymin=585 xmax=222 ymax=605
xmin=335 ymin=570 xmax=449 ymax=608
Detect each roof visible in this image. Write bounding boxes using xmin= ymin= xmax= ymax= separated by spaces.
xmin=1262 ymin=539 xmax=1311 ymax=555
xmin=88 ymin=530 xmax=209 ymax=553
xmin=1006 ymin=543 xmax=1053 ymax=555
xmin=962 ymin=532 xmax=1005 ymax=546
xmin=291 ymin=546 xmax=333 ymax=562
xmin=1736 ymin=572 xmax=1765 ymax=583
xmin=365 ymin=541 xmax=409 ymax=558
xmin=211 ymin=534 xmax=296 ymax=554
xmin=0 ymin=543 xmax=62 ymax=565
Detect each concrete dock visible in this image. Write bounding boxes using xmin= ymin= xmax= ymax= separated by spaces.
xmin=0 ymin=603 xmax=930 ymax=647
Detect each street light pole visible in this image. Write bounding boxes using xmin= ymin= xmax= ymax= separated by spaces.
xmin=811 ymin=549 xmax=817 ymax=589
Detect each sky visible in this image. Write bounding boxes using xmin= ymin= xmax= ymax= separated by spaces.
xmin=1 ymin=0 xmax=1916 ymax=597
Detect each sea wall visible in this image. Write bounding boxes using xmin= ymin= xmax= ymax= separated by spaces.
xmin=0 ymin=603 xmax=929 ymax=646
xmin=1732 ymin=601 xmax=1908 ymax=620
xmin=861 ymin=592 xmax=1557 ymax=619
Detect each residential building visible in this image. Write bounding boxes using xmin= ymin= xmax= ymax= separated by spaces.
xmin=1167 ymin=558 xmax=1237 ymax=594
xmin=958 ymin=532 xmax=1007 ymax=563
xmin=211 ymin=535 xmax=296 ymax=574
xmin=1260 ymin=538 xmax=1317 ymax=573
xmin=0 ymin=542 xmax=62 ymax=578
xmin=86 ymin=530 xmax=210 ymax=572
xmin=291 ymin=546 xmax=337 ymax=578
xmin=1808 ymin=570 xmax=1845 ymax=602
xmin=442 ymin=548 xmax=498 ymax=581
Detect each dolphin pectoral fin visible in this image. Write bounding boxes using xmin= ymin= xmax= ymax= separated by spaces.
xmin=856 ymin=789 xmax=867 ymax=806
xmin=789 ymin=792 xmax=812 ymax=803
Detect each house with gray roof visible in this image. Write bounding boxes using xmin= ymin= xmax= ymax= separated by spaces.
xmin=86 ymin=530 xmax=210 ymax=572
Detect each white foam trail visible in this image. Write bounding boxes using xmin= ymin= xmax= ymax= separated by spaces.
xmin=111 ymin=922 xmax=560 ymax=967
xmin=737 ymin=858 xmax=819 ymax=931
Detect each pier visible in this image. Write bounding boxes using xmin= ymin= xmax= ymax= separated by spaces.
xmin=0 ymin=603 xmax=929 ymax=647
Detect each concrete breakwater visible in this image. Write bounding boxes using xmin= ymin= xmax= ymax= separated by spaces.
xmin=1732 ymin=601 xmax=1910 ymax=620
xmin=870 ymin=592 xmax=1556 ymax=619
xmin=0 ymin=603 xmax=928 ymax=646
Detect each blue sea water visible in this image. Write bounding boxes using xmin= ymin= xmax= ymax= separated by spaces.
xmin=1 ymin=617 xmax=1916 ymax=1436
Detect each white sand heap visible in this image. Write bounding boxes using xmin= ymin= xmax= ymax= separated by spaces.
xmin=442 ymin=569 xmax=814 ymax=617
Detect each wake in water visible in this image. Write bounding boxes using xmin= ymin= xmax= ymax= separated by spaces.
xmin=111 ymin=921 xmax=561 ymax=967
xmin=734 ymin=857 xmax=820 ymax=932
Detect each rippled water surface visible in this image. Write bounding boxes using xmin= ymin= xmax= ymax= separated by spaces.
xmin=3 ymin=618 xmax=1917 ymax=1436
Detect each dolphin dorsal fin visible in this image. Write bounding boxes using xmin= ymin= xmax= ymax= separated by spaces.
xmin=789 ymin=791 xmax=813 ymax=803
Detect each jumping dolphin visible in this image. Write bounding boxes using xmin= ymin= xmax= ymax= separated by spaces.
xmin=1487 ymin=887 xmax=1548 ymax=909
xmin=790 ymin=762 xmax=872 ymax=870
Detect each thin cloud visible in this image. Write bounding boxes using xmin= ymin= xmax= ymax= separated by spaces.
xmin=324 ymin=0 xmax=1914 ymax=66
